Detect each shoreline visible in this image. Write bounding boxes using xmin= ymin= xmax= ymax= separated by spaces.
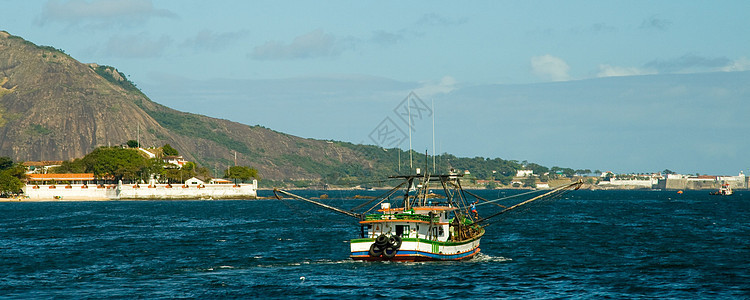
xmin=0 ymin=197 xmax=259 ymax=202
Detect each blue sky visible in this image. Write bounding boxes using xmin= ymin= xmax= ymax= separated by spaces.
xmin=2 ymin=0 xmax=749 ymax=175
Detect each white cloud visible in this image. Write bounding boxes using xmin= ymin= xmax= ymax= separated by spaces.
xmin=597 ymin=64 xmax=656 ymax=78
xmin=104 ymin=33 xmax=172 ymax=58
xmin=37 ymin=0 xmax=176 ymax=27
xmin=645 ymin=54 xmax=731 ymax=74
xmin=251 ymin=29 xmax=347 ymax=60
xmin=181 ymin=30 xmax=249 ymax=51
xmin=721 ymin=57 xmax=750 ymax=72
xmin=416 ymin=13 xmax=467 ymax=27
xmin=531 ymin=55 xmax=570 ymax=81
xmin=370 ymin=30 xmax=404 ymax=46
xmin=414 ymin=76 xmax=457 ymax=97
xmin=639 ymin=15 xmax=672 ymax=31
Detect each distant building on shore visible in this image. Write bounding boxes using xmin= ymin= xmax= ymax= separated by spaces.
xmin=656 ymin=172 xmax=747 ymax=190
xmin=596 ymin=171 xmax=748 ymax=190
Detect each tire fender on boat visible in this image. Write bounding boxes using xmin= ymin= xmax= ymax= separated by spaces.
xmin=375 ymin=234 xmax=389 ymax=246
xmin=382 ymin=246 xmax=397 ymax=259
xmin=369 ymin=243 xmax=384 ymax=257
xmin=388 ymin=235 xmax=402 ymax=249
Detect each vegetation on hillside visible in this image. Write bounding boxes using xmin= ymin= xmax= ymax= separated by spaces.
xmin=52 ymin=145 xmax=258 ymax=184
xmin=162 ymin=144 xmax=179 ymax=156
xmin=135 ymin=103 xmax=251 ymax=155
xmin=90 ymin=64 xmax=142 ymax=93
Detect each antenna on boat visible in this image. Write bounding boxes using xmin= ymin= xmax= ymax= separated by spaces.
xmin=408 ymin=93 xmax=413 ymax=171
xmin=398 ymin=150 xmax=401 ymax=173
xmin=432 ymin=98 xmax=435 ymax=173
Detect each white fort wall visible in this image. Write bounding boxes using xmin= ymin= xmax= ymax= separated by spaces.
xmin=23 ymin=180 xmax=257 ymax=200
xmin=24 ymin=184 xmax=117 ymax=200
xmin=118 ymin=181 xmax=257 ymax=199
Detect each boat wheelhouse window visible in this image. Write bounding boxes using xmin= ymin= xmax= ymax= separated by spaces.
xmin=439 ymin=226 xmax=444 ymax=236
xmin=395 ymin=225 xmax=409 ymax=237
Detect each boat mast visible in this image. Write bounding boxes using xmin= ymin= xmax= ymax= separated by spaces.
xmin=432 ymin=98 xmax=435 ymax=173
xmin=408 ymin=94 xmax=413 ymax=171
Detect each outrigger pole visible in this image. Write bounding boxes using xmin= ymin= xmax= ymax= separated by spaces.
xmin=273 ymin=189 xmax=363 ymax=219
xmin=476 ymin=179 xmax=583 ymax=225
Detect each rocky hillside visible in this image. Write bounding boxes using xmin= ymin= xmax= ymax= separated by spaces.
xmin=0 ymin=31 xmax=386 ymax=183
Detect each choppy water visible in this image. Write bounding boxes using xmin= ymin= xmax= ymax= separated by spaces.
xmin=1 ymin=190 xmax=748 ymax=298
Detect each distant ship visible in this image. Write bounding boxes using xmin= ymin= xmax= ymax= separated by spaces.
xmin=709 ymin=183 xmax=733 ymax=196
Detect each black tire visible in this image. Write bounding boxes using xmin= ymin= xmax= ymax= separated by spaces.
xmin=375 ymin=234 xmax=388 ymax=246
xmin=383 ymin=246 xmax=397 ymax=259
xmin=369 ymin=243 xmax=383 ymax=257
xmin=388 ymin=235 xmax=402 ymax=249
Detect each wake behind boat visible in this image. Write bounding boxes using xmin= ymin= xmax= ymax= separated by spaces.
xmin=273 ymin=170 xmax=583 ymax=262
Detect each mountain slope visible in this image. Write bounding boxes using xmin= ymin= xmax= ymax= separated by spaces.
xmin=0 ymin=31 xmax=384 ymax=182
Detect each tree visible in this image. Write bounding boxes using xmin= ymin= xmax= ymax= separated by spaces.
xmin=662 ymin=169 xmax=675 ymax=175
xmin=141 ymin=158 xmax=166 ymax=182
xmin=127 ymin=140 xmax=140 ymax=148
xmin=0 ymin=172 xmax=23 ymax=195
xmin=224 ymin=166 xmax=259 ymax=183
xmin=52 ymin=159 xmax=86 ymax=173
xmin=0 ymin=158 xmax=25 ymax=195
xmin=526 ymin=163 xmax=549 ymax=176
xmin=82 ymin=147 xmax=147 ymax=181
xmin=162 ymin=144 xmax=179 ymax=156
xmin=485 ymin=180 xmax=497 ymax=189
xmin=0 ymin=156 xmax=14 ymax=170
xmin=195 ymin=166 xmax=211 ymax=179
xmin=523 ymin=176 xmax=537 ymax=188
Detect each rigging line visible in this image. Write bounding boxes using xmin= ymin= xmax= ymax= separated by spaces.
xmin=475 ymin=181 xmax=577 ymax=206
xmin=423 ymin=173 xmax=432 ymax=206
xmin=456 ymin=179 xmax=473 ymax=218
xmin=325 ymin=177 xmax=402 ymax=187
xmin=477 ymin=180 xmax=583 ymax=226
xmin=353 ymin=180 xmax=407 ymax=213
xmin=276 ymin=195 xmax=320 ymax=225
xmin=475 ymin=188 xmax=544 ymax=206
xmin=462 ymin=189 xmax=507 ymax=209
xmin=446 ymin=181 xmax=477 ymax=213
xmin=481 ymin=187 xmax=577 ymax=227
xmin=363 ymin=180 xmax=412 ymax=214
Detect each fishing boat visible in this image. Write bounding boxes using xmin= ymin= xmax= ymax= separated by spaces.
xmin=709 ymin=183 xmax=733 ymax=196
xmin=273 ymin=171 xmax=583 ymax=262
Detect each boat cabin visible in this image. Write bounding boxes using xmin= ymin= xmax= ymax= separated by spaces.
xmin=360 ymin=202 xmax=457 ymax=242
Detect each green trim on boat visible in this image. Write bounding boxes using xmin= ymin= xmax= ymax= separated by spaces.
xmin=350 ymin=230 xmax=484 ymax=246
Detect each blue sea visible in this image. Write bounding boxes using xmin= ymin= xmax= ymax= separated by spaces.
xmin=1 ymin=189 xmax=748 ymax=299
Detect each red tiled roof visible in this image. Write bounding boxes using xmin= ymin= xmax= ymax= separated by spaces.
xmin=28 ymin=173 xmax=95 ymax=181
xmin=23 ymin=161 xmax=64 ymax=167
